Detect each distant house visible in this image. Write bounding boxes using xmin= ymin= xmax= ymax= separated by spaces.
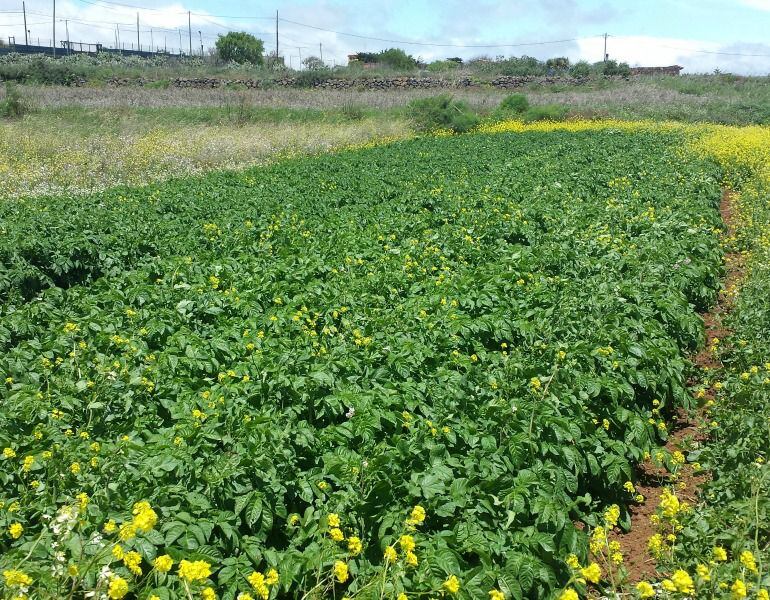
xmin=629 ymin=65 xmax=684 ymax=76
xmin=347 ymin=53 xmax=377 ymax=68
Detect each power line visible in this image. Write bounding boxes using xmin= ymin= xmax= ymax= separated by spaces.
xmin=278 ymin=17 xmax=589 ymax=48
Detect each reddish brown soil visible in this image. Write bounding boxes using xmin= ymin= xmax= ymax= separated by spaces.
xmin=610 ymin=190 xmax=744 ymax=583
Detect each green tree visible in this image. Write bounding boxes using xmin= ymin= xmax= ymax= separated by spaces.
xmin=215 ymin=32 xmax=265 ymax=64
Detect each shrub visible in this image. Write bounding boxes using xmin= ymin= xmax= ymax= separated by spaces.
xmin=215 ymin=32 xmax=265 ymax=65
xmin=600 ymin=60 xmax=631 ymax=77
xmin=570 ymin=60 xmax=592 ymax=78
xmin=408 ymin=94 xmax=479 ymax=133
xmin=426 ymin=60 xmax=460 ymax=73
xmin=498 ymin=93 xmax=530 ymax=114
xmin=0 ymin=82 xmax=29 ymax=118
xmin=522 ymin=104 xmax=569 ymax=122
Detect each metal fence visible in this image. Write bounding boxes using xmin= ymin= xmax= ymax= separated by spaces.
xmin=0 ymin=41 xmax=188 ymax=59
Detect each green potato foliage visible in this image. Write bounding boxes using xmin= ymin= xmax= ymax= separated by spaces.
xmin=0 ymin=130 xmax=724 ymax=598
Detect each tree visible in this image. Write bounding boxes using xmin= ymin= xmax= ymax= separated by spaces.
xmin=302 ymin=55 xmax=326 ymax=70
xmin=215 ymin=32 xmax=265 ymax=65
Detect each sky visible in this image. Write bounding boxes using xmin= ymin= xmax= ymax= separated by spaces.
xmin=1 ymin=0 xmax=769 ymax=74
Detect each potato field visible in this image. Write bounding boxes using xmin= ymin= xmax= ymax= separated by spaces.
xmin=0 ymin=122 xmax=768 ymax=600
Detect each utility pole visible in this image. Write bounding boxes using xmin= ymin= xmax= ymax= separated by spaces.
xmin=298 ymin=46 xmax=302 ymax=69
xmin=22 ymin=1 xmax=28 ymax=45
xmin=275 ymin=10 xmax=278 ymax=62
xmin=150 ymin=28 xmax=153 ymax=52
xmin=116 ymin=24 xmax=120 ymax=52
xmin=136 ymin=13 xmax=140 ymax=51
xmin=65 ymin=19 xmax=69 ymax=54
xmin=188 ymin=11 xmax=192 ymax=56
xmin=52 ymin=0 xmax=55 ymax=57
xmin=198 ymin=30 xmax=203 ymax=57
xmin=178 ymin=28 xmax=181 ymax=54
xmin=603 ymin=33 xmax=608 ymax=61
xmin=319 ymin=42 xmax=323 ymax=65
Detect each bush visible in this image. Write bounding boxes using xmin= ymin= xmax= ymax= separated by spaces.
xmin=426 ymin=60 xmax=460 ymax=73
xmin=600 ymin=60 xmax=631 ymax=77
xmin=0 ymin=82 xmax=29 ymax=118
xmin=408 ymin=94 xmax=479 ymax=133
xmin=498 ymin=93 xmax=529 ymax=114
xmin=215 ymin=32 xmax=265 ymax=65
xmin=570 ymin=60 xmax=592 ymax=78
xmin=522 ymin=104 xmax=569 ymax=122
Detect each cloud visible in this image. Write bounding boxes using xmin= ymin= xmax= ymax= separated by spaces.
xmin=577 ymin=35 xmax=770 ymax=74
xmin=738 ymin=0 xmax=770 ymax=10
xmin=6 ymin=0 xmax=769 ymax=73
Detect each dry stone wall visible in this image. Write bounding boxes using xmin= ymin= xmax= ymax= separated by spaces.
xmin=103 ymin=74 xmax=594 ymax=90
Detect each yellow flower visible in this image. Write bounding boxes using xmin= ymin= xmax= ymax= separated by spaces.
xmin=489 ymin=591 xmax=505 ymax=600
xmin=566 ymin=554 xmax=580 ymax=569
xmin=8 ymin=522 xmax=23 ymax=539
xmin=265 ymin=568 xmax=279 ymax=585
xmin=3 ymin=447 xmax=17 ymax=459
xmin=333 ymin=560 xmax=349 ymax=583
xmin=740 ymin=550 xmax=758 ymax=573
xmin=604 ymin=504 xmax=620 ymax=528
xmin=713 ymin=546 xmax=728 ymax=562
xmin=103 ymin=520 xmax=117 ymax=534
xmin=132 ymin=501 xmax=158 ymax=531
xmin=118 ymin=522 xmax=137 ymax=541
xmin=443 ymin=575 xmax=460 ymax=594
xmin=347 ymin=536 xmax=363 ymax=556
xmin=405 ymin=551 xmax=418 ymax=567
xmin=696 ymin=563 xmax=711 ymax=581
xmin=67 ymin=564 xmax=79 ymax=577
xmin=384 ymin=545 xmax=398 ymax=562
xmin=558 ymin=589 xmax=579 ymax=600
xmin=3 ymin=569 xmax=33 ymax=587
xmin=659 ymin=489 xmax=680 ymax=518
xmin=731 ymin=579 xmax=747 ymax=599
xmin=247 ymin=571 xmax=269 ymax=600
xmin=662 ymin=579 xmax=676 ymax=592
xmin=111 ymin=544 xmax=124 ymax=560
xmin=70 ymin=462 xmax=81 ymax=475
xmin=329 ymin=527 xmax=344 ymax=542
xmin=202 ymin=588 xmax=217 ymax=600
xmin=178 ymin=559 xmax=212 ymax=582
xmin=757 ymin=590 xmax=769 ymax=600
xmin=123 ymin=551 xmax=142 ymax=576
xmin=408 ymin=505 xmax=426 ymax=525
xmin=580 ymin=562 xmax=601 ymax=584
xmin=22 ymin=455 xmax=34 ymax=472
xmin=399 ymin=534 xmax=416 ymax=553
xmin=327 ymin=513 xmax=341 ymax=528
xmin=108 ymin=576 xmax=129 ymax=599
xmin=636 ymin=581 xmax=655 ymax=598
xmin=154 ymin=554 xmax=173 ymax=573
xmin=397 ymin=594 xmax=408 ymax=600
xmin=671 ymin=569 xmax=694 ymax=595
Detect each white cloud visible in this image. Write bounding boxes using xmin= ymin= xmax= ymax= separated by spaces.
xmin=5 ymin=1 xmax=770 ymax=73
xmin=739 ymin=0 xmax=770 ymax=10
xmin=577 ymin=35 xmax=770 ymax=74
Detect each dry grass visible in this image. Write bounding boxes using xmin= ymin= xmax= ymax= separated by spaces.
xmin=0 ymin=113 xmax=410 ymax=199
xmin=17 ymin=84 xmax=509 ymax=111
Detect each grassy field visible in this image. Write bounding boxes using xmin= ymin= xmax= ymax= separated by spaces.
xmin=2 ymin=74 xmax=770 ymax=201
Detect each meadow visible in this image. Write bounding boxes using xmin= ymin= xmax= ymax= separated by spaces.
xmin=0 ymin=101 xmax=769 ymax=600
